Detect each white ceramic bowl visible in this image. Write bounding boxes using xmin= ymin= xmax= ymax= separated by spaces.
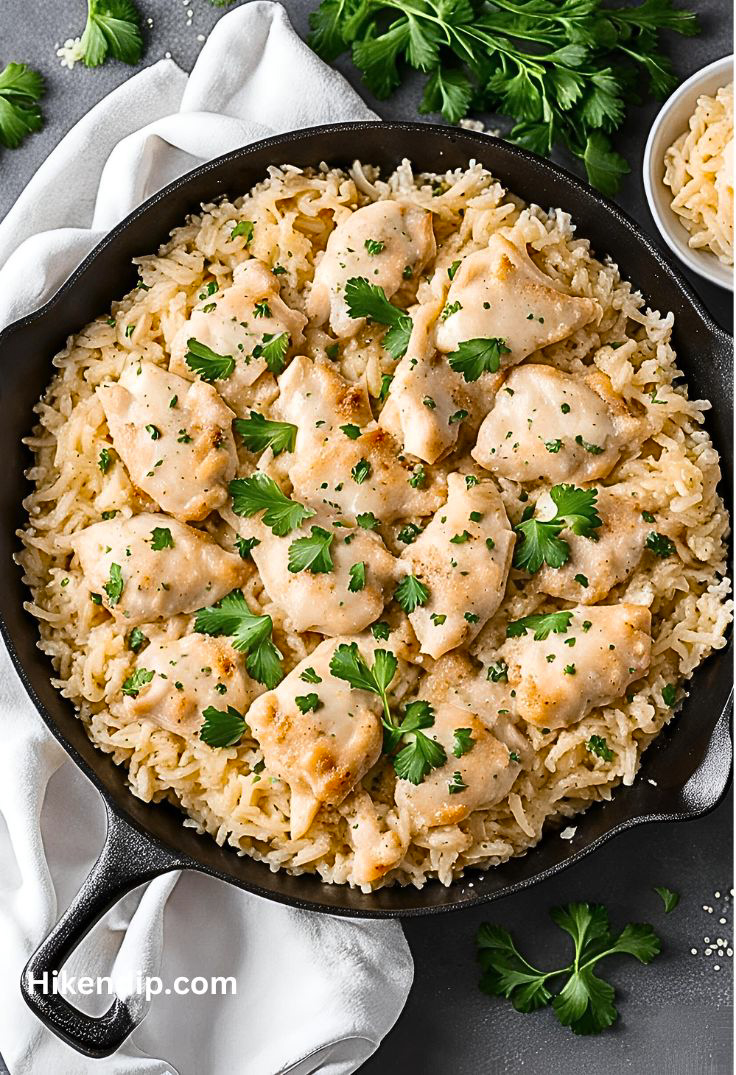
xmin=643 ymin=55 xmax=733 ymax=291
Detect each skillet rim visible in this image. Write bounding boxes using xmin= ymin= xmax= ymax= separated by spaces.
xmin=0 ymin=119 xmax=732 ymax=919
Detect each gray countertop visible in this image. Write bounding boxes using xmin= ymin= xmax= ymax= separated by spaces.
xmin=0 ymin=2 xmax=732 ymax=1073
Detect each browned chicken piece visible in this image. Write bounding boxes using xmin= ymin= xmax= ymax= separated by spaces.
xmin=400 ymin=473 xmax=515 ymax=659
xmin=123 ymin=635 xmax=255 ymax=735
xmin=340 ymin=790 xmax=406 ymax=887
xmin=245 ymin=637 xmax=384 ymax=839
xmin=223 ymin=508 xmax=399 ymax=636
xmin=434 ymin=234 xmax=601 ymax=362
xmin=275 ymin=356 xmax=446 ymax=523
xmin=307 ymin=200 xmax=435 ymax=337
xmin=501 ymin=603 xmax=652 ymax=730
xmin=70 ymin=512 xmax=247 ymax=624
xmin=380 ymin=302 xmax=503 ymax=464
xmin=98 ymin=361 xmax=237 ymax=521
xmin=535 ymin=486 xmax=649 ymax=603
xmin=394 ymin=703 xmax=520 ymax=830
xmin=170 ymin=259 xmax=307 ymax=416
xmin=473 ymin=364 xmax=637 ymax=483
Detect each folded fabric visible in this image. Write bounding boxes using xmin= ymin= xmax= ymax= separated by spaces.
xmin=0 ymin=5 xmax=412 ymax=1074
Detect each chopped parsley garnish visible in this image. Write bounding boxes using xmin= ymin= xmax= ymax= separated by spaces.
xmin=300 ymin=667 xmax=322 ymax=684
xmin=447 ymin=337 xmax=511 ymax=382
xmin=545 ymin=439 xmax=563 ymax=454
xmin=145 ymin=424 xmax=160 ymax=440
xmin=253 ymin=300 xmax=272 ymax=319
xmin=452 ymin=727 xmax=474 ymax=757
xmin=200 ymin=705 xmax=246 ymax=747
xmin=150 ymin=527 xmax=174 ymax=551
xmin=575 ymin=434 xmax=604 ymax=455
xmin=431 ymin=613 xmax=447 ymax=625
xmin=422 ymin=395 xmax=436 ymax=409
xmin=448 ymin=771 xmax=468 ymax=794
xmin=230 ymin=220 xmax=254 ymax=242
xmin=288 ymin=526 xmax=334 ymax=574
xmin=379 ymin=372 xmax=393 ymax=401
xmin=234 ymin=412 xmax=297 ymax=455
xmin=477 ymin=902 xmax=660 ymax=1034
xmin=574 ymin=573 xmax=589 ymax=588
xmin=641 ymin=511 xmax=656 ymax=523
xmin=561 ymin=403 xmax=571 ymax=414
xmin=235 ymin=535 xmax=260 ymax=560
xmin=661 ymin=684 xmax=677 ymax=707
xmin=351 ymin=458 xmax=371 ymax=484
xmin=586 ymin=735 xmax=614 ymax=761
xmin=388 ymin=700 xmax=447 ymax=785
xmin=507 ymin=610 xmax=573 ymax=640
xmin=344 ymin=277 xmax=412 ymax=359
xmin=394 ymin=574 xmax=429 ymax=613
xmin=447 ymin=259 xmax=461 ymax=280
xmin=646 ymin=532 xmax=675 ymax=558
xmin=408 ymin=464 xmax=426 ymax=488
xmin=440 ymin=300 xmax=463 ymax=321
xmin=487 ymin=659 xmax=508 ymax=682
xmin=653 ymin=886 xmax=679 ymax=913
xmin=397 ymin=522 xmax=422 ymax=544
xmin=356 ymin=511 xmax=379 ymax=530
xmin=194 ymin=588 xmax=283 ymax=688
xmin=127 ymin=627 xmax=148 ymax=654
xmin=98 ymin=447 xmax=113 ymax=473
xmin=371 ymin=621 xmax=391 ymax=641
xmin=465 ymin=475 xmax=479 ymax=488
xmin=364 ymin=238 xmax=385 ymax=255
xmin=185 ymin=337 xmax=235 ymax=381
xmin=450 ymin=530 xmax=471 ymax=544
xmin=295 ymin=693 xmax=321 ymax=714
xmin=449 ymin=408 xmax=468 ymax=424
xmin=77 ymin=0 xmax=143 ymax=68
xmin=514 ymin=485 xmax=602 ymax=574
xmin=103 ymin=563 xmax=124 ymax=606
xmin=348 ymin=561 xmax=366 ymax=591
xmin=340 ymin=423 xmax=362 ymax=440
xmin=121 ymin=667 xmax=154 ymax=697
xmin=229 ymin=474 xmax=315 ymax=536
xmin=252 ymin=331 xmax=290 ymax=374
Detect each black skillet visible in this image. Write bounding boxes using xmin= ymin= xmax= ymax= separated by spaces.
xmin=0 ymin=122 xmax=731 ymax=1058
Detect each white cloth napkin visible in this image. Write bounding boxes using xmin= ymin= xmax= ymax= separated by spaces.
xmin=0 ymin=4 xmax=413 ymax=1073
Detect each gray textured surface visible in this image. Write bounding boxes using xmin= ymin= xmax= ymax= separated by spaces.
xmin=0 ymin=2 xmax=732 ymax=1073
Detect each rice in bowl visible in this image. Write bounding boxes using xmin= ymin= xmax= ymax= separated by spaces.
xmin=18 ymin=159 xmax=732 ymax=890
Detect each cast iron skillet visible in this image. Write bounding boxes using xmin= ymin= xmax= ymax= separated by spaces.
xmin=0 ymin=122 xmax=731 ymax=1057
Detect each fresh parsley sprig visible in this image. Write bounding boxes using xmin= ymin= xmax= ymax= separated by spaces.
xmin=506 ymin=610 xmax=573 ymax=640
xmin=308 ymin=0 xmax=698 ymax=195
xmin=229 ymin=474 xmax=315 ymax=536
xmin=234 ymin=412 xmax=297 ymax=455
xmin=0 ymin=63 xmax=45 ymax=150
xmin=514 ymin=485 xmax=602 ymax=574
xmin=477 ymin=902 xmax=660 ymax=1035
xmin=200 ymin=705 xmax=247 ymax=748
xmin=185 ymin=337 xmax=235 ymax=381
xmin=448 ymin=337 xmax=511 ymax=381
xmin=194 ymin=589 xmax=283 ymax=689
xmin=79 ymin=0 xmax=144 ymax=68
xmin=344 ymin=277 xmax=412 ymax=358
xmin=288 ymin=525 xmax=335 ymax=573
xmin=252 ymin=331 xmax=290 ymax=375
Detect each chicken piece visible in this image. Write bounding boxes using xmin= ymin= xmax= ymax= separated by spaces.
xmin=224 ymin=509 xmax=398 ymax=635
xmin=170 ymin=260 xmax=307 ymax=415
xmin=274 ymin=354 xmax=373 ymax=433
xmin=400 ymin=474 xmax=515 ymax=659
xmin=70 ymin=513 xmax=247 ymax=625
xmin=123 ymin=635 xmax=254 ymax=735
xmin=535 ymin=486 xmax=649 ymax=603
xmin=341 ymin=790 xmax=406 ymax=887
xmin=501 ymin=603 xmax=652 ymax=730
xmin=394 ymin=703 xmax=520 ymax=830
xmin=98 ymin=362 xmax=237 ymax=521
xmin=380 ymin=303 xmax=503 ymax=464
xmin=472 ymin=364 xmax=634 ymax=483
xmin=434 ymin=234 xmax=600 ymax=363
xmin=307 ymin=201 xmax=435 ymax=337
xmin=246 ymin=638 xmax=384 ymax=838
xmin=275 ymin=357 xmax=445 ymax=523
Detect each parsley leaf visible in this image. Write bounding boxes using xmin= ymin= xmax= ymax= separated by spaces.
xmin=348 ymin=561 xmax=366 ymax=591
xmin=344 ymin=277 xmax=412 ymax=358
xmin=252 ymin=331 xmax=290 ymax=375
xmin=586 ymin=735 xmax=614 ymax=761
xmin=229 ymin=474 xmax=315 ymax=536
xmin=653 ymin=886 xmax=679 ymax=913
xmin=127 ymin=627 xmax=148 ymax=654
xmin=356 ymin=511 xmax=379 ymax=530
xmin=340 ymin=423 xmax=362 ymax=440
xmin=0 ymin=63 xmax=44 ymax=150
xmin=452 ymin=727 xmax=474 ymax=757
xmin=394 ymin=574 xmax=429 ymax=613
xmin=234 ymin=411 xmax=297 ymax=455
xmin=448 ymin=337 xmax=511 ymax=381
xmin=329 ymin=641 xmax=397 ymax=728
xmin=194 ymin=589 xmax=283 ymax=688
xmin=230 ymin=220 xmax=254 ymax=242
xmin=185 ymin=337 xmax=235 ymax=381
xmin=514 ymin=485 xmax=602 ymax=574
xmin=506 ymin=611 xmax=573 ymax=641
xmin=103 ymin=563 xmax=124 ymax=607
xmin=121 ymin=667 xmax=154 ymax=697
xmin=288 ymin=525 xmax=334 ymax=574
xmin=79 ymin=0 xmax=143 ymax=68
xmin=390 ymin=700 xmax=447 ymax=785
xmin=98 ymin=447 xmax=113 ymax=473
xmin=351 ymin=458 xmax=371 ymax=484
xmin=235 ymin=535 xmax=260 ymax=560
xmin=646 ymin=531 xmax=675 ymax=558
xmin=300 ymin=667 xmax=322 ymax=684
xmin=295 ymin=693 xmax=321 ymax=714
xmin=478 ymin=902 xmax=660 ymax=1034
xmin=200 ymin=705 xmax=246 ymax=748
xmin=150 ymin=527 xmax=173 ymax=551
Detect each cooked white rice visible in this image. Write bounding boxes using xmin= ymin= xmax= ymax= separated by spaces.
xmin=18 ymin=159 xmax=732 ymax=890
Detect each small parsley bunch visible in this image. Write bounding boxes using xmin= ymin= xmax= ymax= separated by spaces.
xmin=513 ymin=485 xmax=602 ymax=574
xmin=194 ymin=589 xmax=284 ymax=689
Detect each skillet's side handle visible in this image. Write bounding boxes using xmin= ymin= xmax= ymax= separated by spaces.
xmin=21 ymin=801 xmax=191 ymax=1058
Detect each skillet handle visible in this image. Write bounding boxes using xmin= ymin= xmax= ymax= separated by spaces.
xmin=21 ymin=800 xmax=190 ymax=1058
